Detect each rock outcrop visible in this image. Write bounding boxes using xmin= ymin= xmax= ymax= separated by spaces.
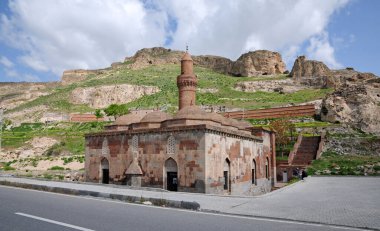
xmin=230 ymin=50 xmax=286 ymax=77
xmin=290 ymin=56 xmax=331 ymax=78
xmin=0 ymin=82 xmax=53 ymax=110
xmin=321 ymin=79 xmax=380 ymax=134
xmin=234 ymin=79 xmax=308 ymax=93
xmin=70 ymin=84 xmax=160 ymax=108
xmin=288 ymin=56 xmax=378 ymax=89
xmin=125 ymin=47 xmax=286 ymax=77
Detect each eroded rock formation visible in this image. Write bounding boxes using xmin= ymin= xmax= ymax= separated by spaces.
xmin=321 ymin=79 xmax=380 ymax=134
xmin=230 ymin=50 xmax=286 ymax=77
xmin=125 ymin=47 xmax=286 ymax=77
xmin=290 ymin=56 xmax=331 ymax=78
xmin=70 ymin=84 xmax=160 ymax=108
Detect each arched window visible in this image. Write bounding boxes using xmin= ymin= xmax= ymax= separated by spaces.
xmin=252 ymin=160 xmax=256 ymax=185
xmin=265 ymin=158 xmax=270 ymax=180
xmin=167 ymin=135 xmax=176 ymax=154
xmin=132 ymin=135 xmax=138 ymax=153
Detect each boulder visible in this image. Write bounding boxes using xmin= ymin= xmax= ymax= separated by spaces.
xmin=321 ymin=82 xmax=380 ymax=134
xmin=230 ymin=50 xmax=286 ymax=77
xmin=290 ymin=56 xmax=331 ymax=78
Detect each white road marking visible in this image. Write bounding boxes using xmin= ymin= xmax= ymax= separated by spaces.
xmin=15 ymin=212 xmax=95 ymax=231
xmin=1 ymin=185 xmax=366 ymax=231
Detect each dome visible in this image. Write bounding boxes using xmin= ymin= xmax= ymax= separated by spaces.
xmin=140 ymin=111 xmax=172 ymax=123
xmin=227 ymin=118 xmax=253 ymax=129
xmin=208 ymin=112 xmax=230 ymax=125
xmin=114 ymin=113 xmax=144 ymax=125
xmin=237 ymin=120 xmax=253 ymax=129
xmin=174 ymin=106 xmax=207 ymax=120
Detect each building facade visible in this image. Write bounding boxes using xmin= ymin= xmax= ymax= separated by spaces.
xmin=85 ymin=52 xmax=276 ymax=195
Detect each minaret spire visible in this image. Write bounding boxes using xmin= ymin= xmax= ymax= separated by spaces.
xmin=177 ymin=48 xmax=198 ymax=110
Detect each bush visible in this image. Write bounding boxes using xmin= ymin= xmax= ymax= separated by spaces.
xmin=43 ymin=174 xmax=53 ymax=180
xmin=49 ymin=166 xmax=65 ymax=171
xmin=3 ymin=166 xmax=16 ymax=171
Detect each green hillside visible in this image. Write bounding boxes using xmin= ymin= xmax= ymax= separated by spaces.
xmin=7 ymin=64 xmax=333 ymax=114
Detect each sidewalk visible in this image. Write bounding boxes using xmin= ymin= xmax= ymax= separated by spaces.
xmin=1 ymin=176 xmax=379 ymax=230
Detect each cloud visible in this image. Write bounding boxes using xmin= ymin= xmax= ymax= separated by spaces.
xmin=159 ymin=0 xmax=349 ymax=67
xmin=0 ymin=0 xmax=350 ymax=81
xmin=0 ymin=56 xmax=14 ymax=68
xmin=0 ymin=0 xmax=168 ymax=77
xmin=5 ymin=68 xmax=18 ymax=77
xmin=307 ymin=32 xmax=342 ymax=68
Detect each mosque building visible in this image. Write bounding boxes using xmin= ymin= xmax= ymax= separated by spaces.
xmin=85 ymin=51 xmax=276 ymax=195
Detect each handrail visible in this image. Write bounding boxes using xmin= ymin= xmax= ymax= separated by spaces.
xmin=315 ymin=131 xmax=326 ymax=159
xmin=288 ymin=133 xmax=303 ymax=165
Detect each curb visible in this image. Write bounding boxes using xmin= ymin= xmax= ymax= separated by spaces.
xmin=0 ymin=180 xmax=200 ymax=211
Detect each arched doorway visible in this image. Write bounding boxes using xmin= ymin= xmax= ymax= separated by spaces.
xmin=101 ymin=158 xmax=110 ymax=184
xmin=224 ymin=158 xmax=231 ymax=193
xmin=164 ymin=158 xmax=178 ymax=191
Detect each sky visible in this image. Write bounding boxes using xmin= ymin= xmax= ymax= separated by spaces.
xmin=0 ymin=0 xmax=379 ymax=82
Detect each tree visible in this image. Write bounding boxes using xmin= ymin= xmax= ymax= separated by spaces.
xmin=94 ymin=109 xmax=104 ymax=119
xmin=104 ymin=104 xmax=130 ymax=118
xmin=269 ymin=119 xmax=293 ymax=157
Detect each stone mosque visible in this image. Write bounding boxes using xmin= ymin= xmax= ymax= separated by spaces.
xmin=85 ymin=51 xmax=276 ymax=195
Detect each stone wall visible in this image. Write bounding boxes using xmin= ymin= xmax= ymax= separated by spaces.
xmin=85 ymin=129 xmax=206 ymax=193
xmin=323 ymin=136 xmax=380 ymax=156
xmin=85 ymin=126 xmax=275 ymax=195
xmin=204 ymin=131 xmax=274 ymax=196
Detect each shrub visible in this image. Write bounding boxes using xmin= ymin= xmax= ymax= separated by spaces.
xmin=49 ymin=166 xmax=65 ymax=171
xmin=3 ymin=166 xmax=16 ymax=171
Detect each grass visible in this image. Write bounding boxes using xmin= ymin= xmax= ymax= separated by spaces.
xmin=49 ymin=166 xmax=65 ymax=171
xmin=2 ymin=122 xmax=109 ymax=153
xmin=307 ymin=151 xmax=380 ymax=176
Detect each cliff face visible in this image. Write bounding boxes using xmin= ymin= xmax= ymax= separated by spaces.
xmin=124 ymin=47 xmax=286 ymax=77
xmin=69 ymin=84 xmax=160 ymax=109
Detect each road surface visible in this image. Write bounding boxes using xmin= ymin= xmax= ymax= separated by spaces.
xmin=0 ymin=185 xmax=369 ymax=231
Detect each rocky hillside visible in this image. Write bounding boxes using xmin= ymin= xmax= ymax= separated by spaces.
xmin=1 ymin=47 xmax=378 ymax=136
xmin=70 ymin=84 xmax=160 ymax=109
xmin=1 ymin=47 xmax=379 ymax=178
xmin=125 ymin=47 xmax=286 ymax=77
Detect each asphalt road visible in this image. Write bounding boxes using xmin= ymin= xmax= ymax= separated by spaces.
xmin=0 ymin=185 xmax=368 ymax=231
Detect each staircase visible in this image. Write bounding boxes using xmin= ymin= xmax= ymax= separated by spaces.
xmin=291 ymin=136 xmax=321 ymax=166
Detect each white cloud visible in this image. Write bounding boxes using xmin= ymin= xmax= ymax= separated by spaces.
xmin=0 ymin=56 xmax=14 ymax=68
xmin=5 ymin=68 xmax=18 ymax=77
xmin=0 ymin=0 xmax=168 ymax=76
xmin=306 ymin=32 xmax=342 ymax=69
xmin=0 ymin=0 xmax=349 ymax=80
xmin=159 ymin=0 xmax=349 ymax=67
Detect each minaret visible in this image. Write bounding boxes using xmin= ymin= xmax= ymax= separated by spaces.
xmin=177 ymin=49 xmax=198 ymax=110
